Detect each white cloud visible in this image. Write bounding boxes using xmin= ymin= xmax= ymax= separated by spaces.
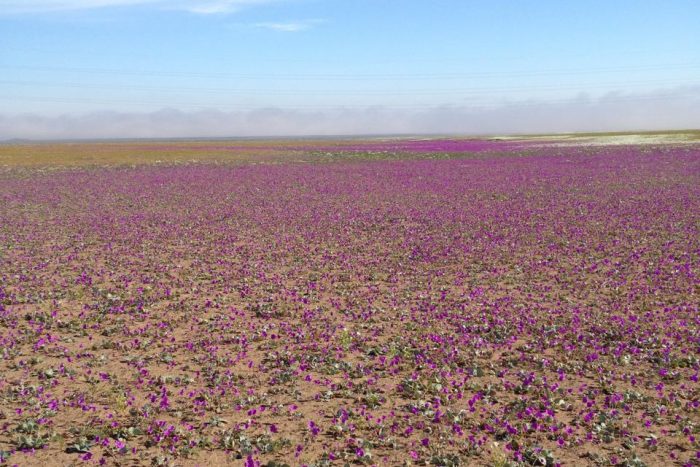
xmin=0 ymin=0 xmax=154 ymax=12
xmin=178 ymin=0 xmax=280 ymax=15
xmin=0 ymin=0 xmax=280 ymax=14
xmin=254 ymin=21 xmax=306 ymax=32
xmin=1 ymin=87 xmax=699 ymax=140
xmin=253 ymin=18 xmax=323 ymax=32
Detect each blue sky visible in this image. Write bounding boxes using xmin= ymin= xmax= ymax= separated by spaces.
xmin=1 ymin=0 xmax=699 ymax=138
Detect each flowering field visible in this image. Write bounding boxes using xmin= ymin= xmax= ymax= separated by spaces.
xmin=0 ymin=141 xmax=699 ymax=466
xmin=0 ymin=138 xmax=517 ymax=167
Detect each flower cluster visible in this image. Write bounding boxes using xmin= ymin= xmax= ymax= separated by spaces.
xmin=0 ymin=141 xmax=698 ymax=465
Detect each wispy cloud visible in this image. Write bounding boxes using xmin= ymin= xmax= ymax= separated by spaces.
xmin=253 ymin=18 xmax=323 ymax=32
xmin=177 ymin=0 xmax=280 ymax=15
xmin=2 ymin=87 xmax=699 ymax=140
xmin=0 ymin=0 xmax=280 ymax=14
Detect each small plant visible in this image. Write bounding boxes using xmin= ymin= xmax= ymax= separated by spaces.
xmin=430 ymin=453 xmax=461 ymax=466
xmin=66 ymin=437 xmax=93 ymax=453
xmin=522 ymin=446 xmax=557 ymax=466
xmin=15 ymin=433 xmax=49 ymax=450
xmin=489 ymin=442 xmax=512 ymax=467
xmin=338 ymin=329 xmax=353 ymax=350
xmin=112 ymin=425 xmax=143 ymax=439
xmin=16 ymin=419 xmax=39 ymax=434
xmin=618 ymin=453 xmax=648 ymax=467
xmin=360 ymin=392 xmax=384 ymax=408
xmin=207 ymin=416 xmax=228 ymax=427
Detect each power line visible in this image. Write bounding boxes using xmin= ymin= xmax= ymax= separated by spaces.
xmin=0 ymin=46 xmax=678 ymax=65
xmin=0 ymin=78 xmax=696 ymax=96
xmin=2 ymin=63 xmax=699 ymax=81
xmin=0 ymin=91 xmax=696 ymax=112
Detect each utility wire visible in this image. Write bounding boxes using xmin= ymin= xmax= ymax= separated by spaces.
xmin=0 ymin=78 xmax=696 ymax=96
xmin=1 ymin=91 xmax=696 ymax=111
xmin=2 ymin=63 xmax=699 ymax=80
